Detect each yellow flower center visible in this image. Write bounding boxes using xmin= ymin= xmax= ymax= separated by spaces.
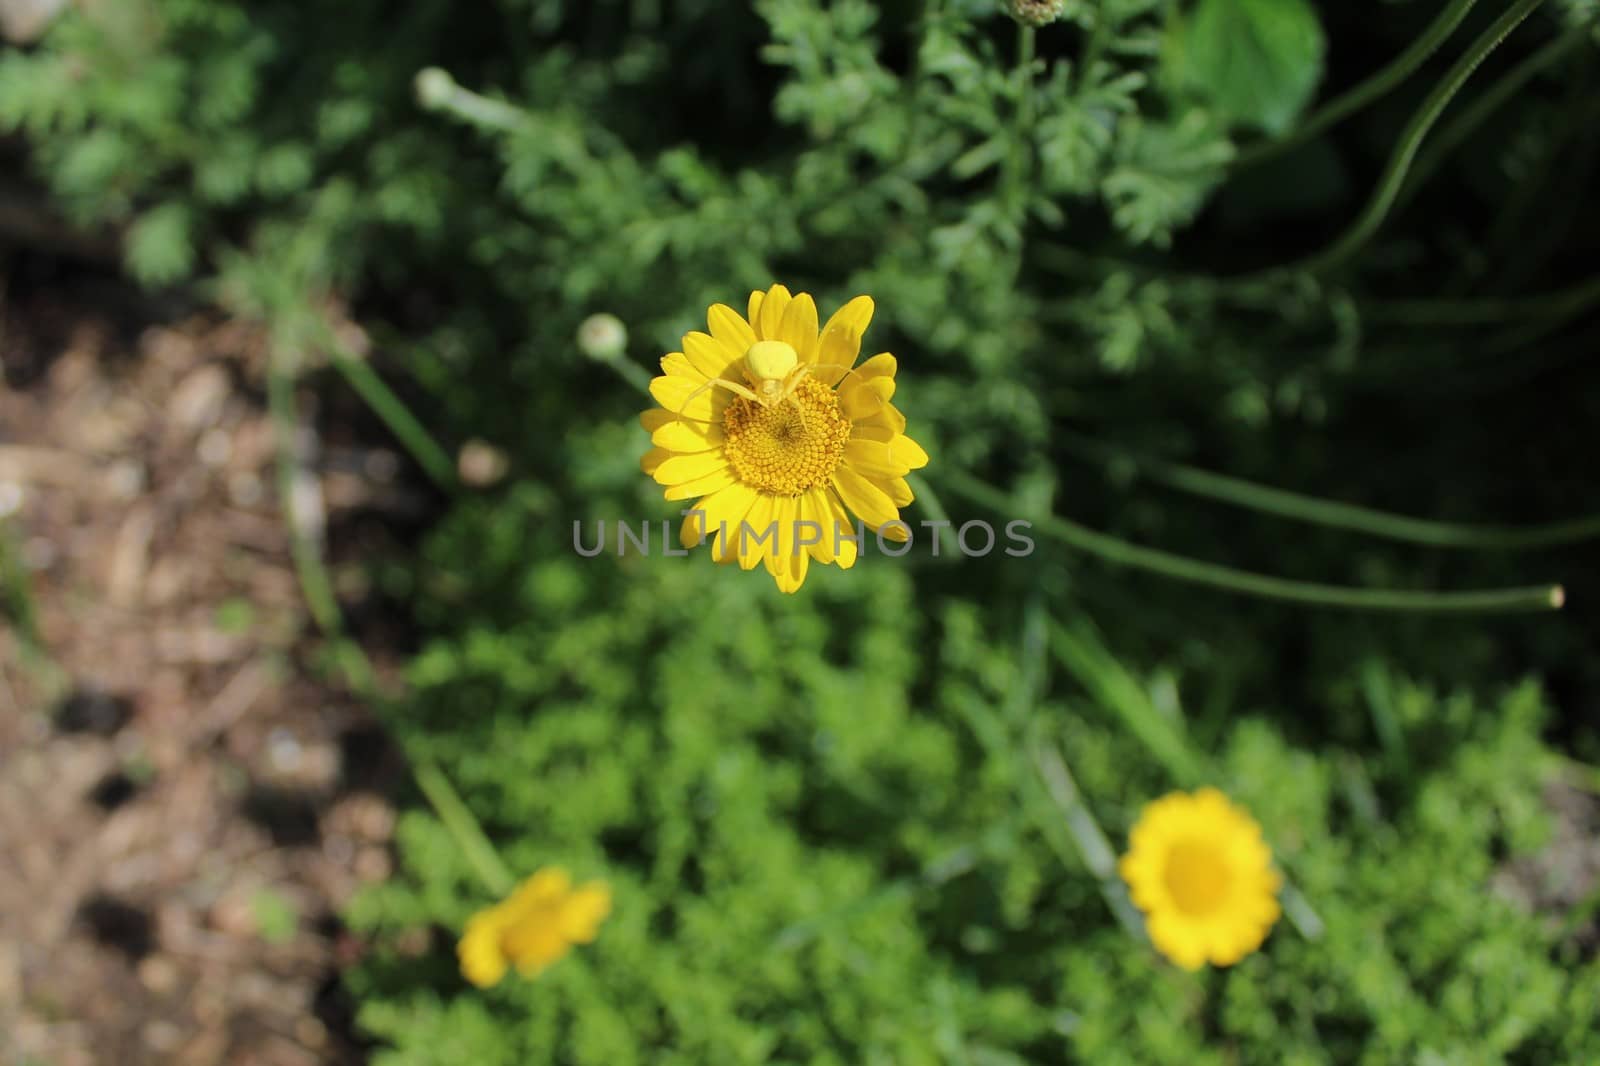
xmin=722 ymin=376 xmax=851 ymax=496
xmin=1163 ymin=839 xmax=1233 ymax=916
xmin=499 ymin=910 xmax=568 ymax=970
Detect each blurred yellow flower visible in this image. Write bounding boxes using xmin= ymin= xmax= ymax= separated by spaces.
xmin=457 ymin=867 xmax=611 ymax=988
xmin=1118 ymin=788 xmax=1281 ymax=971
xmin=640 ymin=284 xmax=930 ymax=593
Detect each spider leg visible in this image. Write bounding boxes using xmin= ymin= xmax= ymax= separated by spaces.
xmin=807 ymin=362 xmax=860 ymax=387
xmin=676 ymin=375 xmax=760 ymax=419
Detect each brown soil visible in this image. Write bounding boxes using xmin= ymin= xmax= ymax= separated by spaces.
xmin=0 ymin=268 xmax=414 ymax=1066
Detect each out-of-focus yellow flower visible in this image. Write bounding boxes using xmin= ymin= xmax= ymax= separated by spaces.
xmin=640 ymin=284 xmax=930 ymax=593
xmin=457 ymin=867 xmax=611 ymax=988
xmin=1118 ymin=788 xmax=1281 ymax=971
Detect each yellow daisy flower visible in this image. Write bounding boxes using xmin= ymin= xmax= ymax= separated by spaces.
xmin=640 ymin=284 xmax=930 ymax=593
xmin=1118 ymin=788 xmax=1282 ymax=971
xmin=457 ymin=867 xmax=612 ymax=988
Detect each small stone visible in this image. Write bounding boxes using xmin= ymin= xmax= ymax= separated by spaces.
xmin=197 ymin=428 xmax=233 ymax=467
xmin=137 ymin=955 xmax=180 ymax=994
xmin=21 ymin=535 xmax=56 ymax=570
xmin=228 ymin=472 xmax=264 ymax=507
xmin=354 ymin=846 xmax=392 ymax=882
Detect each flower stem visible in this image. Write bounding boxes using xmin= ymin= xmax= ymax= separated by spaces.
xmin=0 ymin=515 xmax=67 ymax=696
xmin=318 ymin=332 xmax=458 ymax=492
xmin=414 ymin=67 xmax=530 ymax=132
xmin=1397 ymin=18 xmax=1595 ymax=214
xmin=1059 ymin=432 xmax=1600 ymax=550
xmin=267 ymin=336 xmax=513 ymax=899
xmin=1030 ymin=737 xmax=1149 ymax=939
xmin=1363 ymin=273 xmax=1600 ymax=326
xmin=906 ymin=472 xmax=960 ymax=557
xmin=1049 ymin=619 xmax=1325 ymax=940
xmin=597 ymin=347 xmax=654 ymax=395
xmin=1281 ymin=0 xmax=1547 ymax=278
xmin=939 ymin=469 xmax=1565 ymax=613
xmin=1005 ymin=24 xmax=1038 ymax=220
xmin=1230 ymin=0 xmax=1480 ymax=172
xmin=413 ymin=759 xmax=516 ymax=897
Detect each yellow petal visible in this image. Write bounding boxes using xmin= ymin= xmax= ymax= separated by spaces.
xmin=521 ymin=868 xmax=572 ymax=902
xmin=801 ymin=487 xmax=836 ymax=564
xmin=648 ymin=375 xmax=722 ymax=423
xmin=458 ymin=915 xmax=510 ymax=988
xmin=814 ymin=327 xmax=861 ymax=386
xmin=769 ymin=494 xmax=810 ymax=592
xmin=756 ymin=284 xmax=792 ymax=342
xmin=663 ymin=465 xmax=736 ymax=500
xmin=738 ymin=494 xmax=777 ymax=570
xmin=843 ymin=438 xmax=910 ymax=480
xmin=559 ymin=883 xmax=612 ymax=943
xmin=833 ymin=466 xmax=898 ymax=533
xmin=822 ymin=294 xmax=874 ymax=342
xmin=852 ymin=401 xmax=907 ymax=435
xmin=876 ymin=475 xmax=914 ymax=508
xmin=840 ymin=376 xmax=895 ymax=420
xmin=660 ymin=352 xmax=703 ymax=380
xmin=763 ymin=495 xmax=796 ymax=584
xmin=653 ymin=451 xmax=729 ymax=485
xmin=844 ymin=352 xmax=897 ymax=381
xmin=893 ymin=434 xmax=929 ymax=469
xmin=814 ymin=295 xmax=873 ymax=385
xmin=707 ymin=303 xmax=757 ymax=352
xmin=682 ymin=481 xmax=760 ymax=560
xmin=652 ymin=419 xmax=725 ymax=451
xmin=778 ymin=292 xmax=820 ymax=363
xmin=747 ymin=289 xmax=764 ymax=327
xmin=681 ymin=331 xmax=743 ymax=380
xmin=640 ymin=408 xmax=674 ymax=433
xmin=779 ymin=541 xmax=808 ymax=593
xmin=825 ymin=488 xmax=859 ymax=569
xmin=640 ymin=446 xmax=671 ymax=475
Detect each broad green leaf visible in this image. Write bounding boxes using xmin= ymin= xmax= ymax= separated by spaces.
xmin=1168 ymin=0 xmax=1327 ymax=134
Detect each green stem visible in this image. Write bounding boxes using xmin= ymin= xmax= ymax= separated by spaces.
xmin=940 ymin=469 xmax=1564 ymax=613
xmin=323 ymin=344 xmax=458 ymax=492
xmin=414 ymin=759 xmax=516 ymax=897
xmin=1363 ymin=274 xmax=1600 ymax=326
xmin=0 ymin=515 xmax=66 ymax=695
xmin=1048 ymin=619 xmax=1325 ymax=941
xmin=900 ymin=0 xmax=935 ymax=158
xmin=0 ymin=517 xmax=42 ymax=654
xmin=1275 ymin=0 xmax=1547 ymax=278
xmin=1397 ymin=20 xmax=1594 ymax=214
xmin=414 ymin=67 xmax=530 ymax=132
xmin=1005 ymin=24 xmax=1038 ymax=220
xmin=267 ymin=338 xmax=513 ymax=899
xmin=597 ymin=348 xmax=654 ymax=395
xmin=1230 ymin=0 xmax=1480 ymax=172
xmin=1059 ymin=432 xmax=1600 ymax=549
xmin=907 ymin=472 xmax=961 ymax=558
xmin=1030 ymin=737 xmax=1150 ymax=938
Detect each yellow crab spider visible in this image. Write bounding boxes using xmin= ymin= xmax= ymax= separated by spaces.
xmin=674 ymin=340 xmax=855 ymax=423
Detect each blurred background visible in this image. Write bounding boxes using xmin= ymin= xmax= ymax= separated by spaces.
xmin=1 ymin=0 xmax=1598 ymax=1063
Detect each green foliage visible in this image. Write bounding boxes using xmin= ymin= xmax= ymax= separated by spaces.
xmin=7 ymin=0 xmax=1600 ymax=1061
xmin=1166 ymin=0 xmax=1327 ymax=134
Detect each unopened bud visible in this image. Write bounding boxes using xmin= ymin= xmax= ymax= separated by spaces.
xmin=414 ymin=67 xmax=456 ymax=112
xmin=1004 ymin=0 xmax=1066 ymax=26
xmin=577 ymin=313 xmax=628 ymax=361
